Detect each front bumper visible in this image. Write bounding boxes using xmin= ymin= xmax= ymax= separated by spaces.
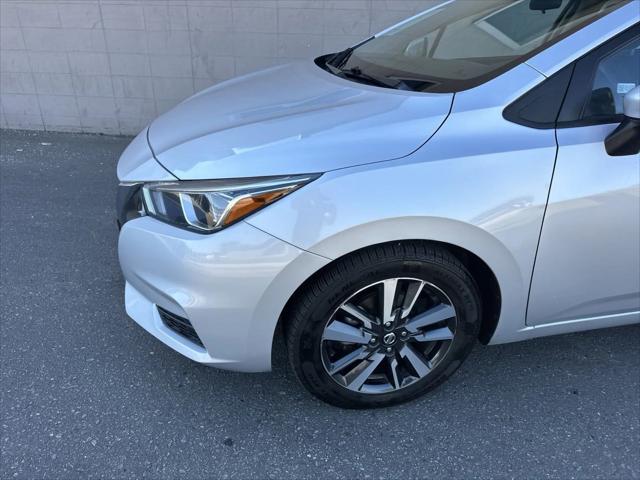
xmin=118 ymin=216 xmax=329 ymax=372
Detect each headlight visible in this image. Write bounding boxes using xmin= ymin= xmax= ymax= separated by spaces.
xmin=141 ymin=174 xmax=319 ymax=233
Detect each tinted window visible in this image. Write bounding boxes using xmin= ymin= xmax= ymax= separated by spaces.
xmin=480 ymin=1 xmax=563 ymax=46
xmin=558 ymin=24 xmax=639 ymax=126
xmin=341 ymin=0 xmax=630 ymax=92
xmin=584 ymin=37 xmax=640 ymax=119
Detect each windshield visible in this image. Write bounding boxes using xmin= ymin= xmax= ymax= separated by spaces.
xmin=330 ymin=0 xmax=630 ymax=92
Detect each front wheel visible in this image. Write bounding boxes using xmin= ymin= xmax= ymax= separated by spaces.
xmin=285 ymin=243 xmax=482 ymax=408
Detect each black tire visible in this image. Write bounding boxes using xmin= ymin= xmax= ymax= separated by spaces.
xmin=285 ymin=242 xmax=482 ymax=409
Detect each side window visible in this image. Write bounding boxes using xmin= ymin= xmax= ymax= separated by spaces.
xmin=558 ymin=25 xmax=640 ymax=127
xmin=583 ymin=37 xmax=640 ymax=120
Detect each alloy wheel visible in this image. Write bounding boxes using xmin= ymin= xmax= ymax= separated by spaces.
xmin=320 ymin=278 xmax=457 ymax=394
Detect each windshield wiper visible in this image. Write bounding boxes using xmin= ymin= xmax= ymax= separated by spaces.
xmin=327 ymin=36 xmax=374 ymax=68
xmin=343 ymin=66 xmax=408 ymax=90
xmin=327 ymin=47 xmax=356 ymax=69
xmin=325 ymin=63 xmax=408 ymax=90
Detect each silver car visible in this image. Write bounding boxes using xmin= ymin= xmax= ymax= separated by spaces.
xmin=117 ymin=0 xmax=640 ymax=408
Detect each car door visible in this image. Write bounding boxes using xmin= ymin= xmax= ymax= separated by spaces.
xmin=527 ymin=25 xmax=640 ymax=327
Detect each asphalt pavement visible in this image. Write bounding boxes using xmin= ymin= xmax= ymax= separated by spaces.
xmin=1 ymin=129 xmax=639 ymax=479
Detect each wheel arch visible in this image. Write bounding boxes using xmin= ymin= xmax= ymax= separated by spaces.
xmin=262 ymin=215 xmax=531 ymax=371
xmin=274 ymin=238 xmax=503 ymax=367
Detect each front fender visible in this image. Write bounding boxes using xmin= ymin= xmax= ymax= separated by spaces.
xmin=248 ymin=128 xmax=556 ymax=345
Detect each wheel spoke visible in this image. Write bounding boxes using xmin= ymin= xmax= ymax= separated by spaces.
xmin=389 ymin=357 xmax=401 ymax=389
xmin=401 ymin=280 xmax=425 ymax=319
xmin=400 ymin=344 xmax=432 ymax=378
xmin=405 ymin=304 xmax=455 ymax=333
xmin=413 ymin=326 xmax=454 ymax=342
xmin=345 ymin=353 xmax=385 ymax=391
xmin=381 ymin=278 xmax=399 ymax=325
xmin=328 ymin=346 xmax=370 ymax=374
xmin=323 ymin=320 xmax=370 ymax=344
xmin=340 ymin=303 xmax=376 ymax=328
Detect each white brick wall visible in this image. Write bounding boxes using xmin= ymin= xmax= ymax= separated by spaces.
xmin=0 ymin=0 xmax=438 ymax=135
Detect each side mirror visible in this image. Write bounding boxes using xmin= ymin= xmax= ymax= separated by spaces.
xmin=605 ymin=85 xmax=640 ymax=157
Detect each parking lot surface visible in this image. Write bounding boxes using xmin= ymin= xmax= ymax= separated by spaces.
xmin=1 ymin=129 xmax=639 ymax=479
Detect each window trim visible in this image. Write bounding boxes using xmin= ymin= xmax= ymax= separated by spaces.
xmin=502 ymin=63 xmax=575 ymax=129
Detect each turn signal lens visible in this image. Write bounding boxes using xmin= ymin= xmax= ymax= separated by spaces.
xmin=221 ymin=189 xmax=290 ymax=226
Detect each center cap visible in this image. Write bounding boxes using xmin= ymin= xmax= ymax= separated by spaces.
xmin=383 ymin=332 xmax=397 ymax=345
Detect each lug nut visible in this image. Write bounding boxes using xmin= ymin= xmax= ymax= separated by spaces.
xmin=384 ymin=321 xmax=392 ymax=328
xmin=369 ymin=337 xmax=378 ymax=345
xmin=386 ymin=347 xmax=393 ymax=353
xmin=401 ymin=331 xmax=408 ymax=337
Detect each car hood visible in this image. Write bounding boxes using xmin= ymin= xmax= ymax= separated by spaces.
xmin=148 ymin=61 xmax=453 ymax=180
